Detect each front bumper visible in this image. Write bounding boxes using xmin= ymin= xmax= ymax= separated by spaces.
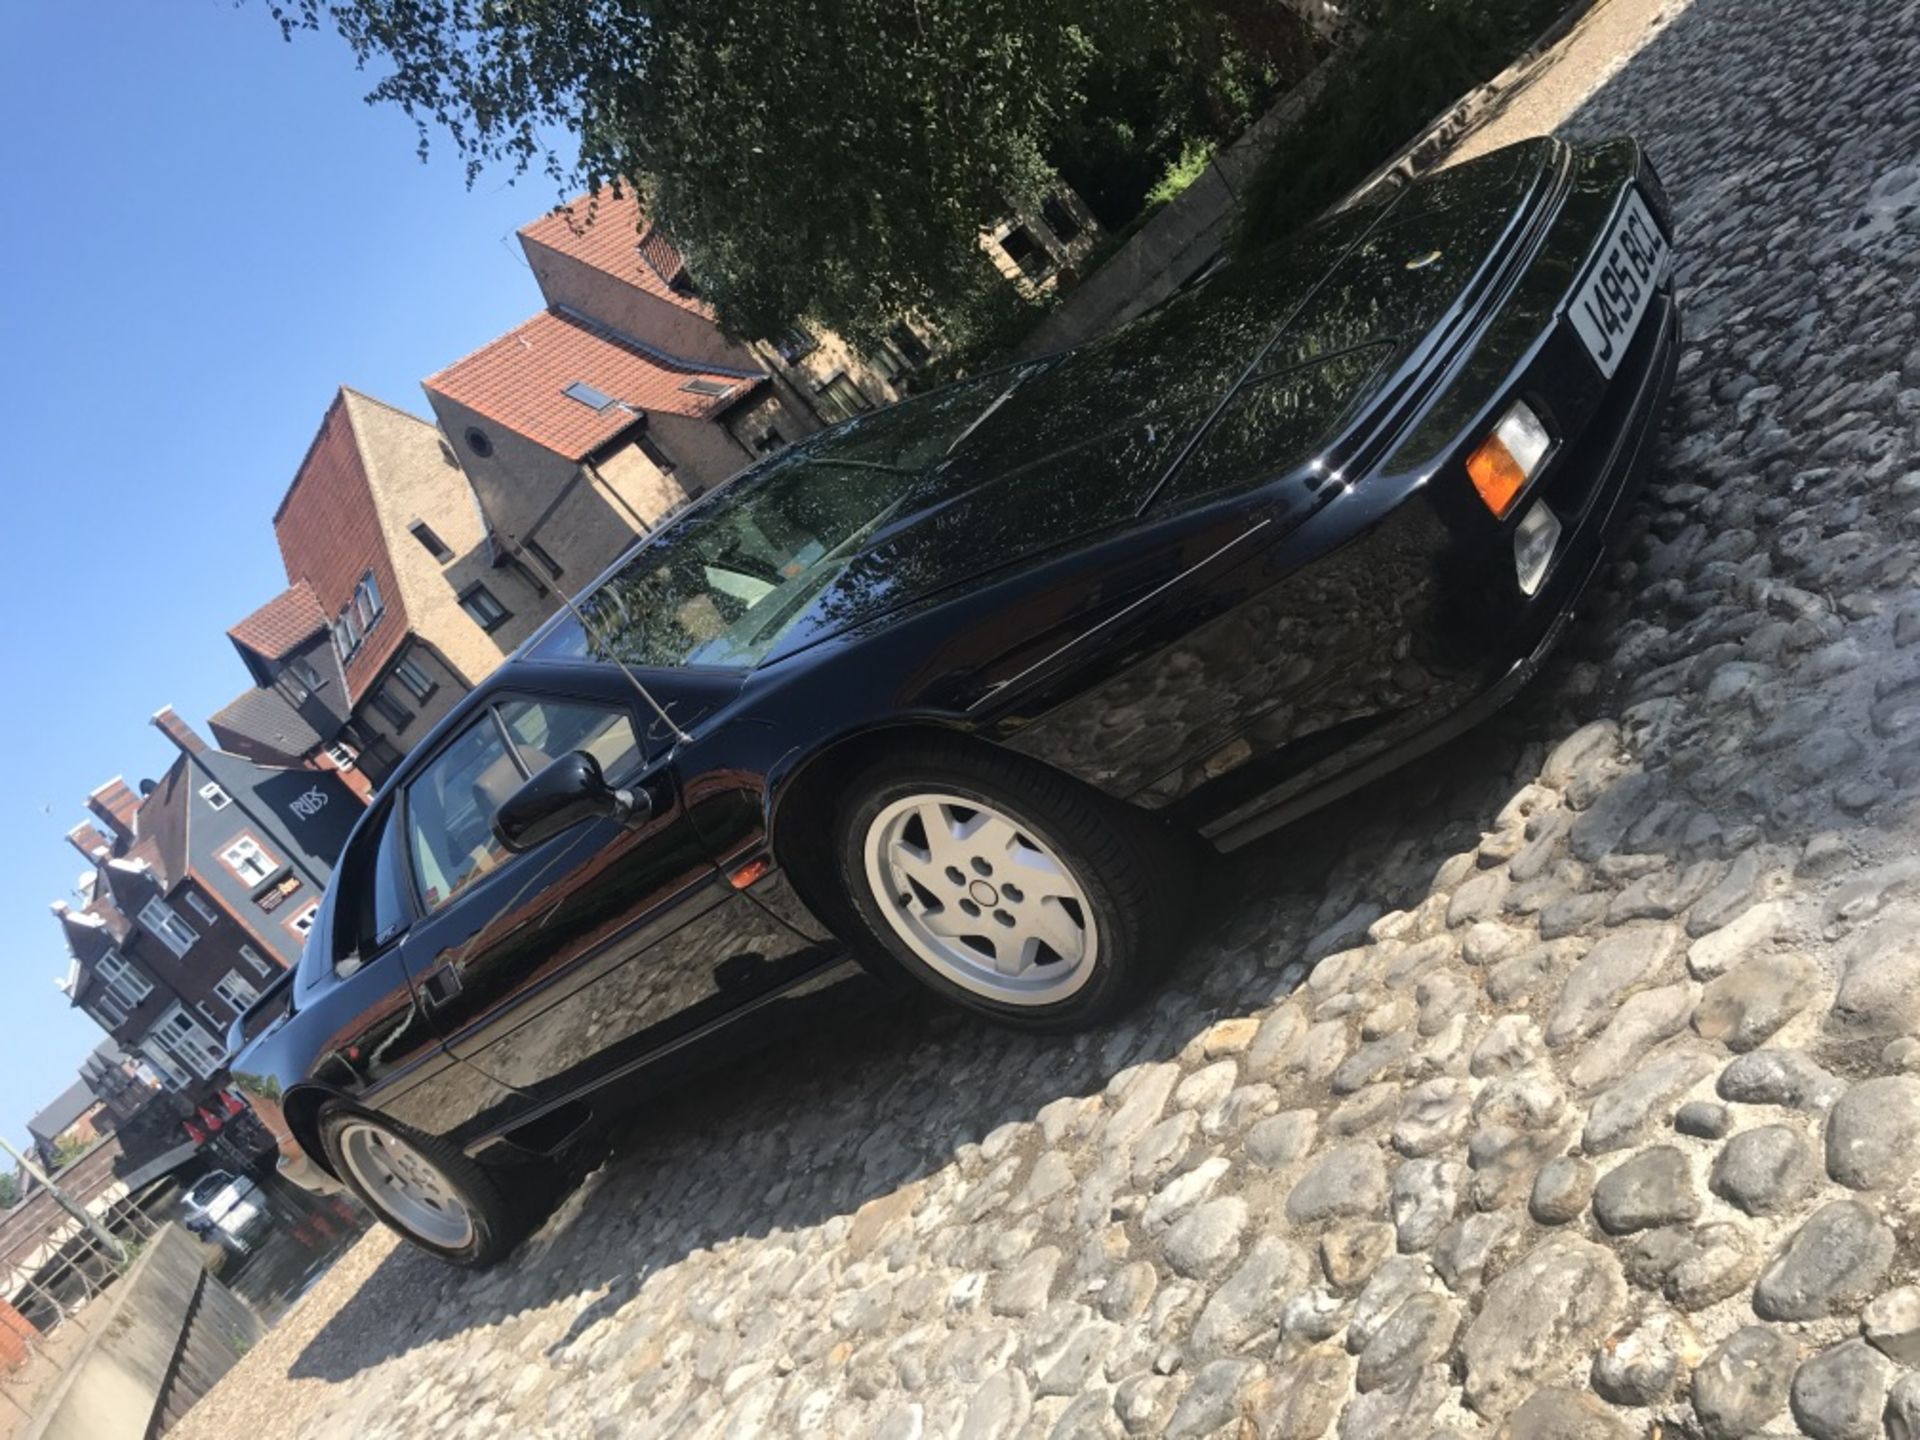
xmin=1200 ymin=245 xmax=1680 ymax=850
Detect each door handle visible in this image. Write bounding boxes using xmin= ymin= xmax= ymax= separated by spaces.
xmin=421 ymin=967 xmax=463 ymax=1009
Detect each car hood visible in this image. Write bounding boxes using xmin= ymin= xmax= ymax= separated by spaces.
xmin=757 ymin=141 xmax=1554 ymax=662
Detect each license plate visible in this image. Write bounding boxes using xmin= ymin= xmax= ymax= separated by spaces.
xmin=1568 ymin=189 xmax=1669 ymax=379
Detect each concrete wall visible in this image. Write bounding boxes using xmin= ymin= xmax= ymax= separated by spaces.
xmin=1013 ymin=61 xmax=1335 ymax=359
xmin=23 ymin=1226 xmax=259 ymax=1440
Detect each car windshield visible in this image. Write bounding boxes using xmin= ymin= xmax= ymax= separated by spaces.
xmin=532 ymin=455 xmax=931 ymax=670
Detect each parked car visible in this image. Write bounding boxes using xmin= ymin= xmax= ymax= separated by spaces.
xmin=180 ymin=1169 xmax=265 ymax=1246
xmin=230 ymin=134 xmax=1679 ymax=1266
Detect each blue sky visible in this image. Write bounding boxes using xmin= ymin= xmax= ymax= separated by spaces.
xmin=0 ymin=1 xmax=573 ymax=1144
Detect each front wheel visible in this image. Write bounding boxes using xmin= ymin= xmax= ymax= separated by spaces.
xmin=836 ymin=742 xmax=1189 ymax=1032
xmin=318 ymin=1107 xmax=526 ymax=1268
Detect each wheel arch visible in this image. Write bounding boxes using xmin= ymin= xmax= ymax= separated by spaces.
xmin=283 ymin=1083 xmax=348 ymax=1183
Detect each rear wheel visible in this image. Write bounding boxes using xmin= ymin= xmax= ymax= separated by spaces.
xmin=318 ymin=1107 xmax=526 ymax=1268
xmin=836 ymin=742 xmax=1188 ymax=1031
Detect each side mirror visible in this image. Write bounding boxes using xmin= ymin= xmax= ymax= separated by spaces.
xmin=492 ymin=751 xmax=650 ymax=853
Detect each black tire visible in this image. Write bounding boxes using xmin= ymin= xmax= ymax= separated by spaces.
xmin=318 ymin=1106 xmax=529 ymax=1268
xmin=835 ymin=740 xmax=1190 ymax=1032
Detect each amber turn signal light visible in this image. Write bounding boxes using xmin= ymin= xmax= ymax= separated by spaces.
xmin=1466 ymin=400 xmax=1551 ymax=518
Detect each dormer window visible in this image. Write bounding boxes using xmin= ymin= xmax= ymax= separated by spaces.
xmin=680 ymin=378 xmax=732 ymax=399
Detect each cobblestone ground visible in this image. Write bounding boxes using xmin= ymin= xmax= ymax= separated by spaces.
xmin=172 ymin=2 xmax=1920 ymax=1436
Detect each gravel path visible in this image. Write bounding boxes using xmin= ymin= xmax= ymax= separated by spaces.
xmin=171 ymin=0 xmax=1920 ymax=1434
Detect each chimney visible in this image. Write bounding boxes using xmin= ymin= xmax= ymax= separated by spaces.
xmin=86 ymin=778 xmax=140 ymax=843
xmin=66 ymin=823 xmax=112 ymax=864
xmin=150 ymin=706 xmax=208 ymax=756
xmin=50 ymin=900 xmax=69 ymax=917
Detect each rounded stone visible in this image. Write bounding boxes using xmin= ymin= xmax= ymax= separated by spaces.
xmin=1164 ymin=1197 xmax=1248 ymax=1281
xmin=1590 ymin=1310 xmax=1698 ymax=1407
xmin=1499 ymin=1387 xmax=1630 ymax=1439
xmin=1790 ymin=1339 xmax=1894 ymax=1440
xmin=1754 ymin=1201 xmax=1896 ymax=1321
xmin=1319 ymin=1221 xmax=1395 ymax=1294
xmin=1710 ymin=1123 xmax=1818 ymax=1215
xmin=1675 ymin=1100 xmax=1732 ymax=1139
xmin=1825 ymin=1076 xmax=1920 ymax=1190
xmin=1460 ymin=1236 xmax=1625 ymax=1420
xmin=1286 ymin=1142 xmax=1389 ymax=1225
xmin=1354 ymin=1293 xmax=1459 ymax=1394
xmin=1591 ymin=1146 xmax=1700 ymax=1234
xmin=1667 ymin=1222 xmax=1763 ymax=1312
xmin=1888 ymin=1372 xmax=1920 ymax=1440
xmin=1862 ymin=1286 xmax=1920 ymax=1365
xmin=1528 ymin=1156 xmax=1595 ymax=1225
xmin=1691 ymin=1326 xmax=1797 ymax=1440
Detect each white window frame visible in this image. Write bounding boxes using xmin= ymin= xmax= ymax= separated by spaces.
xmin=221 ymin=835 xmax=279 ymax=886
xmin=199 ymin=781 xmax=232 ymax=811
xmin=288 ymin=902 xmax=320 ymax=938
xmin=142 ymin=1003 xmax=225 ymax=1082
xmin=184 ymin=890 xmax=222 ymax=927
xmin=324 ymin=741 xmax=357 ymax=770
xmin=87 ymin=995 xmax=127 ymax=1029
xmin=96 ymin=950 xmax=154 ymax=1008
xmin=138 ymin=899 xmax=197 ymax=958
xmin=212 ymin=970 xmax=260 ymax=1014
xmin=238 ymin=944 xmax=272 ymax=977
xmin=197 ymin=1001 xmax=227 ymax=1032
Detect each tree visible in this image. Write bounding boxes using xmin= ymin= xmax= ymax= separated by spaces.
xmin=265 ymin=0 xmax=1316 ymax=353
xmin=0 ymin=1170 xmax=16 ymax=1210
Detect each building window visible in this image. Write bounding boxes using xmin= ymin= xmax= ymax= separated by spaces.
xmin=198 ymin=1001 xmax=226 ymax=1032
xmin=290 ymin=656 xmax=324 ymax=689
xmin=184 ymin=890 xmax=222 ymax=927
xmin=680 ymin=378 xmax=733 ymax=399
xmin=324 ymin=741 xmax=357 ymax=770
xmin=1040 ymin=194 xmax=1082 ymax=245
xmin=213 ymin=970 xmax=261 ymax=1014
xmin=813 ymin=372 xmax=872 ymax=425
xmin=238 ymin=944 xmax=272 ymax=977
xmin=409 ymin=521 xmax=453 ymax=562
xmin=137 ymin=898 xmax=198 ymax=958
xmin=97 ymin=950 xmax=153 ymax=1008
xmin=394 ymin=652 xmax=437 ymax=702
xmin=755 ymin=427 xmax=787 ymax=455
xmin=369 ymin=687 xmax=414 ymax=731
xmin=774 ymin=326 xmax=818 ymax=363
xmin=888 ymin=322 xmax=933 ymax=368
xmin=199 ymin=782 xmax=232 ymax=811
xmin=522 ymin=537 xmax=563 ymax=580
xmin=353 ymin=572 xmax=385 ymax=632
xmin=458 ymin=584 xmax=511 ymax=633
xmin=221 ymin=835 xmax=280 ymax=886
xmin=998 ymin=224 xmax=1052 ymax=280
xmin=332 ymin=615 xmax=359 ymax=664
xmin=142 ymin=1004 xmax=225 ymax=1082
xmin=288 ymin=902 xmax=320 ymax=939
xmin=87 ymin=997 xmax=126 ymax=1029
xmin=465 ymin=426 xmax=493 ymax=458
xmin=563 ymin=379 xmax=617 ymax=411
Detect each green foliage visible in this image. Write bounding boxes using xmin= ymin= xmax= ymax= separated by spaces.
xmin=1235 ymin=0 xmax=1571 ymax=253
xmin=262 ymin=0 xmax=1316 ymax=359
xmin=1147 ymin=138 xmax=1218 ymax=209
xmin=0 ymin=1171 xmax=16 ymax=1209
xmin=51 ymin=1133 xmax=91 ymax=1170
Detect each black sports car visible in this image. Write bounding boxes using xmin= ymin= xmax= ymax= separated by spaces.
xmin=232 ymin=134 xmax=1679 ymax=1264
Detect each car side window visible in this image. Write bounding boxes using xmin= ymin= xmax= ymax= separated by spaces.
xmin=405 ymin=717 xmax=524 ymax=913
xmin=496 ymin=698 xmax=642 ymax=785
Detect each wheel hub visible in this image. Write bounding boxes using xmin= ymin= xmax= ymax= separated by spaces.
xmin=863 ymin=792 xmax=1099 ymax=1006
xmin=337 ymin=1121 xmax=475 ymax=1250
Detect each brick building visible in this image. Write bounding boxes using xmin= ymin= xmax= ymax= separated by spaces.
xmin=54 ymin=710 xmax=361 ymax=1088
xmin=217 ymin=387 xmax=552 ymax=781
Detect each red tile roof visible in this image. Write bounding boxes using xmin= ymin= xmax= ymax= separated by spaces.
xmin=520 ymin=189 xmax=712 ymax=319
xmin=424 ymin=309 xmax=767 ymax=462
xmin=228 ymin=580 xmax=326 ymax=660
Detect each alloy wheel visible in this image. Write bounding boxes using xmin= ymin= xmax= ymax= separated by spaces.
xmin=863 ymin=792 xmax=1100 ymax=1005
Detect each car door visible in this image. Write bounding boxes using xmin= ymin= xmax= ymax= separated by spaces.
xmin=394 ymin=685 xmax=819 ymax=1121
